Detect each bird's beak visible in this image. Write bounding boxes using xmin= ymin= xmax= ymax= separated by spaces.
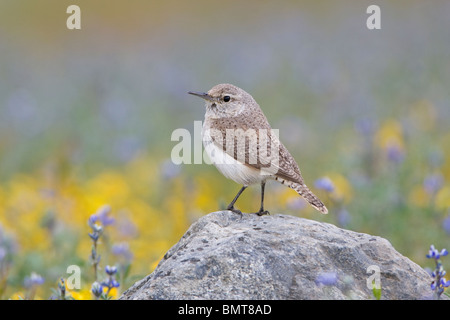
xmin=188 ymin=91 xmax=214 ymax=102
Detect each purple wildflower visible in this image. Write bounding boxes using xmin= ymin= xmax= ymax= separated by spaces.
xmin=315 ymin=272 xmax=338 ymax=286
xmin=94 ymin=204 xmax=115 ymax=226
xmin=112 ymin=242 xmax=134 ymax=261
xmin=386 ymin=142 xmax=405 ymax=164
xmin=105 ymin=265 xmax=118 ymax=276
xmin=426 ymin=245 xmax=449 ymax=299
xmin=91 ymin=282 xmax=103 ymax=299
xmin=354 ymin=117 xmax=377 ymax=136
xmin=314 ymin=177 xmax=335 ymax=193
xmin=426 ymin=245 xmax=448 ymax=260
xmin=423 ymin=173 xmax=443 ymax=195
xmin=24 ymin=272 xmax=45 ymax=288
xmin=287 ymin=197 xmax=307 ymax=211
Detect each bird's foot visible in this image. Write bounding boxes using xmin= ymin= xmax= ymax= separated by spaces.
xmin=253 ymin=209 xmax=270 ymax=216
xmin=227 ymin=206 xmax=243 ymax=216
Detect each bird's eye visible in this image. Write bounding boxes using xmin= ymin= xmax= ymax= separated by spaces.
xmin=223 ymin=95 xmax=231 ymax=102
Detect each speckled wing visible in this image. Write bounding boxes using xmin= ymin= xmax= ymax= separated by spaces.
xmin=208 ymin=116 xmax=305 ymax=185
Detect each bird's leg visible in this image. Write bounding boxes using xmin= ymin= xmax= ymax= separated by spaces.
xmin=254 ymin=181 xmax=270 ymax=216
xmin=226 ymin=186 xmax=247 ymax=215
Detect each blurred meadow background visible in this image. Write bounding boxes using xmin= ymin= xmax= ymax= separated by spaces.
xmin=1 ymin=0 xmax=450 ymax=299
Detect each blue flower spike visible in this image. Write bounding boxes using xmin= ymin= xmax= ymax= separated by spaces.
xmin=105 ymin=265 xmax=118 ymax=276
xmin=314 ymin=177 xmax=335 ymax=193
xmin=426 ymin=245 xmax=449 ymax=299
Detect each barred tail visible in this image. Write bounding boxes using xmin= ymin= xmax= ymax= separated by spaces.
xmin=293 ymin=183 xmax=328 ymax=214
xmin=274 ymin=176 xmax=328 ymax=214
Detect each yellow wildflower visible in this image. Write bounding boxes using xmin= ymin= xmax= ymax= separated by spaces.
xmin=436 ymin=186 xmax=450 ymax=211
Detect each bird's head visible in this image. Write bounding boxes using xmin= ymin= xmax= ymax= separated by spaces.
xmin=189 ymin=83 xmax=255 ymax=118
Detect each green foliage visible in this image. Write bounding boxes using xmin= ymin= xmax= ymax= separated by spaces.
xmin=372 ymin=287 xmax=382 ymax=300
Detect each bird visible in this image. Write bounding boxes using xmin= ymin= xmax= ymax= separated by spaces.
xmin=188 ymin=83 xmax=328 ymax=215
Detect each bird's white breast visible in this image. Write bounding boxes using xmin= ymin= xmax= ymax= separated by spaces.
xmin=202 ymin=126 xmax=265 ymax=186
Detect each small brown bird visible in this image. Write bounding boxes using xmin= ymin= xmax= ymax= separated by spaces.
xmin=189 ymin=83 xmax=328 ymax=215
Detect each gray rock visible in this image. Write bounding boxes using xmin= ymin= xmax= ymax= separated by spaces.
xmin=120 ymin=211 xmax=433 ymax=300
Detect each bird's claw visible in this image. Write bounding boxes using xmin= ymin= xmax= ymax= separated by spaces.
xmin=254 ymin=210 xmax=270 ymax=216
xmin=227 ymin=206 xmax=243 ymax=216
